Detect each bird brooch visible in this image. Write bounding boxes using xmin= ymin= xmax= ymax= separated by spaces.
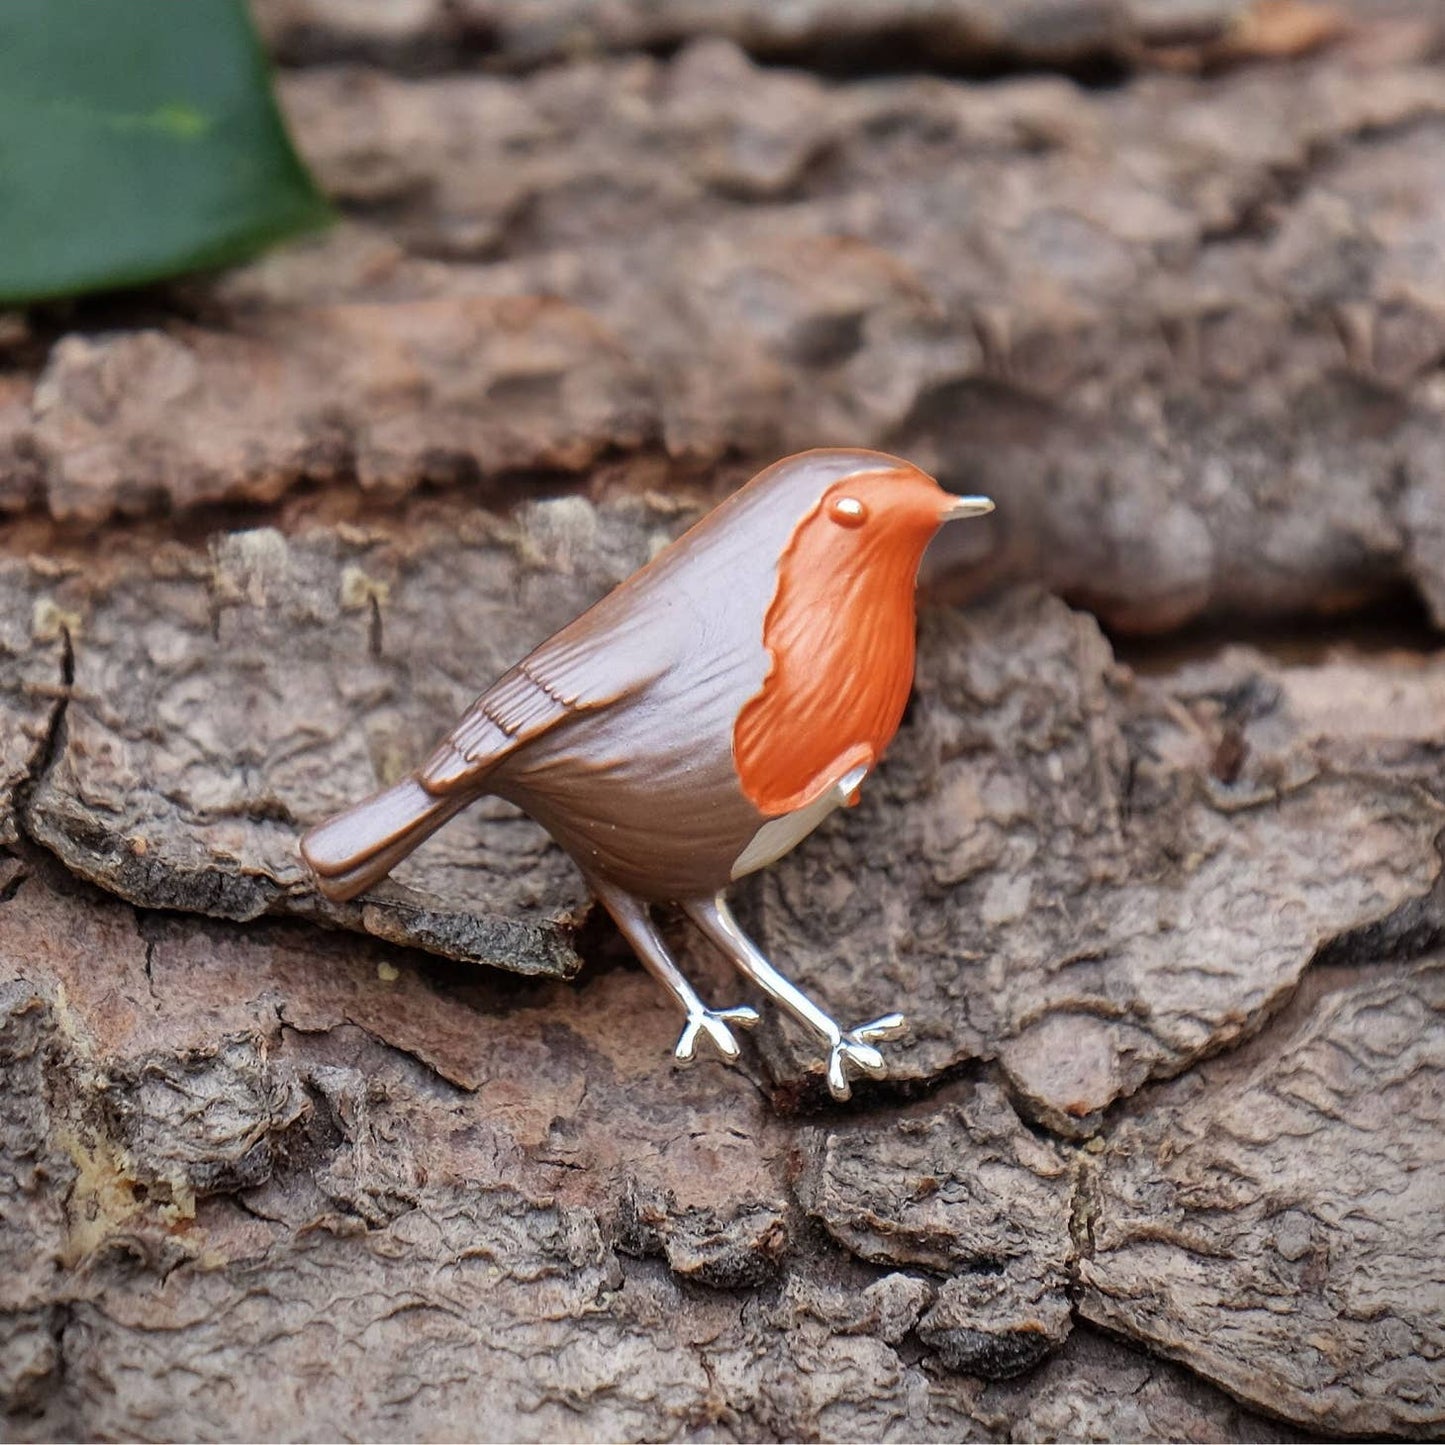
xmin=302 ymin=448 xmax=993 ymax=1099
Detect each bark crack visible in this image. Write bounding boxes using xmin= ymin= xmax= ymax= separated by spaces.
xmin=13 ymin=622 xmax=73 ymax=849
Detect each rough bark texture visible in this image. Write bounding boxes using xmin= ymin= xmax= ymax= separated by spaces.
xmin=2 ymin=1 xmax=1443 ymax=1439
xmin=247 ymin=0 xmax=1397 ymax=73
xmin=758 ymin=590 xmax=1443 ymax=1121
xmin=0 ymin=865 xmax=1332 ymax=1442
xmin=0 ymin=561 xmax=65 ymax=848
xmin=1080 ymin=958 xmax=1445 ymax=1436
xmin=5 ymin=6 xmax=1444 ymax=634
xmin=20 ymin=497 xmax=698 ymax=971
xmin=29 ymin=301 xmax=652 ymax=520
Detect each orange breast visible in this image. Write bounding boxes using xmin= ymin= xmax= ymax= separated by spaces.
xmin=732 ymin=500 xmax=924 ymax=817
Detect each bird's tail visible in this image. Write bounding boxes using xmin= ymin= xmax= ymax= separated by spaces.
xmin=300 ymin=775 xmax=469 ymax=903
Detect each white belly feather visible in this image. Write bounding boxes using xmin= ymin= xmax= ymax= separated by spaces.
xmin=730 ymin=764 xmax=868 ymax=879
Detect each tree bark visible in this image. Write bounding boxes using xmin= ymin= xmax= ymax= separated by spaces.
xmin=2 ymin=2 xmax=1442 ymax=1438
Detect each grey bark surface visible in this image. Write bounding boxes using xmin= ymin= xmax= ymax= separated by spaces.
xmin=247 ymin=0 xmax=1420 ymax=74
xmin=758 ymin=590 xmax=1443 ymax=1121
xmin=0 ymin=562 xmax=63 ymax=849
xmin=1080 ymin=958 xmax=1445 ymax=1436
xmin=6 ymin=13 xmax=1445 ymax=633
xmin=0 ymin=868 xmax=1330 ymax=1442
xmin=2 ymin=2 xmax=1444 ymax=1439
xmin=21 ymin=499 xmax=690 ymax=971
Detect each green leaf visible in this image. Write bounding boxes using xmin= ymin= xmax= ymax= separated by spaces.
xmin=0 ymin=0 xmax=332 ymax=305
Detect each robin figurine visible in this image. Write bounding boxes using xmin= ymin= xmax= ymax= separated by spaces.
xmin=302 ymin=449 xmax=993 ymax=1099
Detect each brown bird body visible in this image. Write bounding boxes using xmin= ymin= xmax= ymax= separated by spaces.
xmin=302 ymin=448 xmax=992 ymax=1097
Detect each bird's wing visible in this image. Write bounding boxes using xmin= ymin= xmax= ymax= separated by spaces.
xmin=417 ymin=611 xmax=673 ymax=794
xmin=417 ymin=455 xmax=823 ymax=797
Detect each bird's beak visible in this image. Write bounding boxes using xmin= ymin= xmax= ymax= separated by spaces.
xmin=940 ymin=494 xmax=995 ymax=522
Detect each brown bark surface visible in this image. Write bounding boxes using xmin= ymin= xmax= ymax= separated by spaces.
xmin=6 ymin=4 xmax=1445 ymax=633
xmin=2 ymin=2 xmax=1443 ymax=1440
xmin=1079 ymin=958 xmax=1445 ymax=1437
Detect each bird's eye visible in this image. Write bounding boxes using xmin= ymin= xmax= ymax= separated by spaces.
xmin=829 ymin=496 xmax=868 ymax=529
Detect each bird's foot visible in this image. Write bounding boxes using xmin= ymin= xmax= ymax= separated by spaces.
xmin=674 ymin=1005 xmax=761 ymax=1066
xmin=824 ymin=1013 xmax=909 ymax=1101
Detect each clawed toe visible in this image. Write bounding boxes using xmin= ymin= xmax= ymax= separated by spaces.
xmin=849 ymin=1013 xmax=908 ymax=1046
xmin=674 ymin=1005 xmax=761 ymax=1065
xmin=825 ymin=1015 xmax=910 ymax=1100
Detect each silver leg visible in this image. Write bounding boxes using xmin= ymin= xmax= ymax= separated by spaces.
xmin=683 ymin=894 xmax=907 ymax=1101
xmin=590 ymin=880 xmax=759 ymax=1066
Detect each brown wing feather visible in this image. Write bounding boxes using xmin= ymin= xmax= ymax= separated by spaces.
xmin=417 ymin=603 xmax=675 ymax=794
